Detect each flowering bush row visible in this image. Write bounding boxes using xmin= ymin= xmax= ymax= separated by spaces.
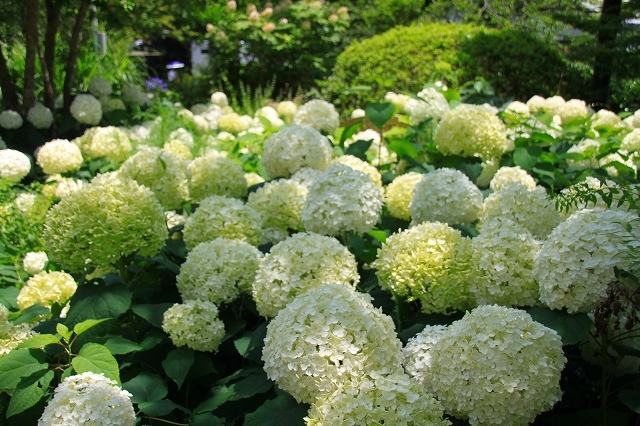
xmin=0 ymin=84 xmax=640 ymax=425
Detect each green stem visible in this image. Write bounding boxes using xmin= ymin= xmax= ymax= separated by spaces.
xmin=145 ymin=417 xmax=188 ymax=426
xmin=116 ymin=258 xmax=130 ymax=286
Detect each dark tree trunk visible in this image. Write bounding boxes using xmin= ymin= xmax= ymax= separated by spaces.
xmin=0 ymin=46 xmax=21 ymax=112
xmin=591 ymin=0 xmax=623 ymax=110
xmin=62 ymin=0 xmax=90 ymax=113
xmin=23 ymin=0 xmax=40 ymax=111
xmin=43 ymin=0 xmax=61 ymax=112
xmin=38 ymin=44 xmax=57 ymax=137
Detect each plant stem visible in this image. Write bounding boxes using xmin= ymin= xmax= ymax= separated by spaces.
xmin=116 ymin=258 xmax=130 ymax=285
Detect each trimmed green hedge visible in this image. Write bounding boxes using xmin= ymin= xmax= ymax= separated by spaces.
xmin=322 ymin=23 xmax=586 ymax=110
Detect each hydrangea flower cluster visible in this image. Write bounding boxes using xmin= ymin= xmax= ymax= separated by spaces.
xmin=489 ymin=166 xmax=537 ymax=191
xmin=0 ymin=110 xmax=23 ymax=129
xmin=163 ymin=139 xmax=193 ymax=160
xmin=402 ymin=325 xmax=448 ymax=390
xmin=38 ymin=372 xmax=135 ymax=426
xmin=17 ymin=270 xmax=77 ymax=310
xmin=290 ymin=166 xmax=322 ymax=190
xmin=162 ymin=300 xmax=225 ymax=352
xmin=0 ymin=304 xmax=37 ymax=357
xmin=262 ymin=125 xmax=332 ymax=178
xmin=100 ymin=96 xmax=126 ymax=113
xmin=262 ymin=284 xmax=404 ymax=403
xmin=332 ymin=154 xmax=382 ymax=189
xmin=42 ymin=175 xmax=84 ymax=199
xmin=384 ymin=171 xmax=424 ymax=221
xmin=121 ymin=83 xmax=149 ymax=106
xmin=218 ymin=112 xmax=251 ymax=134
xmin=177 ymin=238 xmax=262 ymax=304
xmin=119 ymin=147 xmax=190 ymax=209
xmin=503 ymin=101 xmax=530 ymax=121
xmin=23 ymin=251 xmax=48 ymax=275
xmin=404 ymin=88 xmax=450 ymax=125
xmin=533 ymin=208 xmax=640 ymax=313
xmin=252 ymin=233 xmax=359 ymax=318
xmin=168 ymin=128 xmax=195 ymax=148
xmin=558 ymin=99 xmax=589 ymax=123
xmin=210 ymin=91 xmax=229 ymax=107
xmin=429 ymin=305 xmax=566 ymax=426
xmin=88 ymin=77 xmax=113 ymax=97
xmin=301 ymin=164 xmax=382 ymax=236
xmin=434 ymin=104 xmax=507 ymax=160
xmin=44 ymin=173 xmax=168 ymax=272
xmin=470 ymin=217 xmax=541 ymax=307
xmin=410 ymin=168 xmax=482 ymax=226
xmin=566 ymin=138 xmax=600 ymax=168
xmin=385 ymin=92 xmax=411 ymax=110
xmin=293 ymin=99 xmax=340 ymax=134
xmin=0 ymin=149 xmax=31 ymax=182
xmin=590 ymin=109 xmax=622 ymax=130
xmin=27 ymin=103 xmax=54 ymax=129
xmin=277 ymin=100 xmax=297 ymax=119
xmin=188 ymin=155 xmax=247 ymax=201
xmin=182 ymin=195 xmax=262 ymax=249
xmin=305 ymin=372 xmax=450 ymax=426
xmin=247 ymin=179 xmax=307 ymax=231
xmin=70 ymin=94 xmax=103 ymax=125
xmin=620 ymin=128 xmax=640 ymax=154
xmin=479 ymin=182 xmax=560 ymax=239
xmin=36 ymin=139 xmax=84 ymax=175
xmin=74 ymin=126 xmax=132 ymax=163
xmin=373 ymin=222 xmax=475 ymax=314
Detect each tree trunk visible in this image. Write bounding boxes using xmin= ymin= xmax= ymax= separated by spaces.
xmin=62 ymin=0 xmax=90 ymax=113
xmin=591 ymin=0 xmax=623 ymax=110
xmin=44 ymin=0 xmax=61 ymax=112
xmin=0 ymin=46 xmax=21 ymax=112
xmin=38 ymin=44 xmax=57 ymax=137
xmin=23 ymin=0 xmax=40 ymax=111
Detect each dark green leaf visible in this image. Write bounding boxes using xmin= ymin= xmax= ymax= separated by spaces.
xmin=102 ymin=336 xmax=143 ymax=355
xmin=234 ymin=322 xmax=267 ymax=363
xmin=8 ymin=304 xmax=50 ymax=325
xmin=243 ymin=394 xmax=308 ymax=426
xmin=222 ymin=319 xmax=246 ymax=342
xmin=72 ymin=343 xmax=120 ymax=383
xmin=131 ymin=303 xmax=173 ymax=328
xmin=513 ymin=147 xmax=538 ymax=170
xmin=388 ymin=138 xmax=417 ymax=158
xmin=338 ymin=120 xmax=363 ymax=146
xmin=0 ymin=349 xmax=47 ymax=390
xmin=528 ymin=307 xmax=591 ymax=345
xmin=6 ymin=370 xmax=53 ymax=418
xmin=122 ymin=372 xmax=168 ymax=404
xmin=163 ymin=348 xmax=194 ymax=389
xmin=137 ymin=399 xmax=187 ymax=417
xmin=73 ymin=318 xmax=112 ymax=336
xmin=64 ymin=282 xmax=131 ymax=330
xmin=191 ymin=413 xmax=225 ymax=426
xmin=365 ymin=102 xmax=395 ymax=129
xmin=612 ymin=343 xmax=640 ymax=358
xmin=227 ymin=370 xmax=273 ymax=401
xmin=0 ymin=287 xmax=19 ymax=310
xmin=344 ymin=139 xmax=372 ymax=161
xmin=619 ymin=389 xmax=640 ymax=413
xmin=16 ymin=334 xmax=60 ymax=349
xmin=194 ymin=385 xmax=235 ymax=413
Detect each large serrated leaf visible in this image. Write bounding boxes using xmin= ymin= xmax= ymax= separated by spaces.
xmin=528 ymin=307 xmax=591 ymax=345
xmin=64 ymin=282 xmax=131 ymax=330
xmin=191 ymin=413 xmax=225 ymax=426
xmin=163 ymin=348 xmax=194 ymax=389
xmin=102 ymin=336 xmax=143 ymax=355
xmin=243 ymin=394 xmax=308 ymax=426
xmin=122 ymin=372 xmax=168 ymax=404
xmin=0 ymin=349 xmax=47 ymax=390
xmin=338 ymin=119 xmax=363 ymax=146
xmin=16 ymin=334 xmax=60 ymax=349
xmin=6 ymin=370 xmax=53 ymax=417
xmin=73 ymin=318 xmax=112 ymax=336
xmin=72 ymin=343 xmax=120 ymax=383
xmin=344 ymin=139 xmax=373 ymax=161
xmin=365 ymin=102 xmax=395 ymax=129
xmin=137 ymin=399 xmax=187 ymax=417
xmin=131 ymin=303 xmax=173 ymax=328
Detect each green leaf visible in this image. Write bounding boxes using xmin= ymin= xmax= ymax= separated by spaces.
xmin=0 ymin=349 xmax=47 ymax=390
xmin=365 ymin=102 xmax=395 ymax=129
xmin=102 ymin=336 xmax=143 ymax=355
xmin=388 ymin=138 xmax=418 ymax=158
xmin=56 ymin=323 xmax=72 ymax=342
xmin=16 ymin=334 xmax=60 ymax=349
xmin=233 ymin=322 xmax=268 ymax=363
xmin=8 ymin=304 xmax=50 ymax=324
xmin=73 ymin=318 xmax=112 ymax=336
xmin=620 ymin=389 xmax=640 ymax=413
xmin=367 ymin=230 xmax=387 ymax=243
xmin=344 ymin=139 xmax=372 ymax=161
xmin=227 ymin=370 xmax=273 ymax=401
xmin=131 ymin=303 xmax=173 ymax=328
xmin=191 ymin=413 xmax=225 ymax=426
xmin=528 ymin=307 xmax=592 ymax=345
xmin=338 ymin=120 xmax=363 ymax=146
xmin=72 ymin=343 xmax=120 ymax=383
xmin=0 ymin=287 xmax=19 ymax=310
xmin=194 ymin=385 xmax=235 ymax=413
xmin=6 ymin=370 xmax=53 ymax=418
xmin=122 ymin=372 xmax=168 ymax=404
xmin=163 ymin=348 xmax=194 ymax=389
xmin=222 ymin=319 xmax=246 ymax=342
xmin=513 ymin=146 xmax=538 ymax=170
xmin=237 ymin=132 xmax=259 ymax=144
xmin=64 ymin=282 xmax=131 ymax=332
xmin=243 ymin=394 xmax=308 ymax=426
xmin=137 ymin=399 xmax=186 ymax=417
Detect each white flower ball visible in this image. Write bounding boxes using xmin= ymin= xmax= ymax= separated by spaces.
xmin=23 ymin=251 xmax=49 ymax=275
xmin=27 ymin=103 xmax=54 ymax=129
xmin=70 ymin=94 xmax=103 ymax=125
xmin=0 ymin=149 xmax=31 ymax=182
xmin=210 ymin=91 xmax=229 ymax=107
xmin=0 ymin=110 xmax=23 ymax=129
xmin=162 ymin=300 xmax=225 ymax=352
xmin=293 ymin=99 xmax=340 ymax=134
xmin=88 ymin=77 xmax=113 ymax=97
xmin=36 ymin=139 xmax=84 ymax=175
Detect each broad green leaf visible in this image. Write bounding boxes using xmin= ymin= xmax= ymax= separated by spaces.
xmin=338 ymin=120 xmax=363 ymax=146
xmin=227 ymin=370 xmax=273 ymax=401
xmin=163 ymin=348 xmax=194 ymax=389
xmin=529 ymin=132 xmax=557 ymax=144
xmin=56 ymin=323 xmax=72 ymax=342
xmin=16 ymin=334 xmax=60 ymax=349
xmin=191 ymin=413 xmax=225 ymax=426
xmin=388 ymin=138 xmax=418 ymax=158
xmin=122 ymin=372 xmax=168 ymax=404
xmin=528 ymin=307 xmax=591 ymax=345
xmin=73 ymin=318 xmax=112 ymax=336
xmin=137 ymin=399 xmax=186 ymax=417
xmin=0 ymin=287 xmax=19 ymax=310
xmin=102 ymin=336 xmax=143 ymax=355
xmin=344 ymin=139 xmax=372 ymax=161
xmin=0 ymin=349 xmax=47 ymax=390
xmin=131 ymin=303 xmax=173 ymax=328
xmin=222 ymin=319 xmax=247 ymax=342
xmin=8 ymin=304 xmax=50 ymax=324
xmin=612 ymin=343 xmax=640 ymax=358
xmin=367 ymin=230 xmax=387 ymax=243
xmin=365 ymin=102 xmax=395 ymax=129
xmin=619 ymin=389 xmax=640 ymax=413
xmin=237 ymin=132 xmax=259 ymax=144
xmin=139 ymin=329 xmax=165 ymax=351
xmin=233 ymin=322 xmax=267 ymax=363
xmin=72 ymin=343 xmax=120 ymax=383
xmin=194 ymin=385 xmax=235 ymax=413
xmin=64 ymin=283 xmax=131 ymax=332
xmin=243 ymin=394 xmax=308 ymax=426
xmin=513 ymin=146 xmax=538 ymax=170
xmin=6 ymin=370 xmax=53 ymax=417
xmin=216 ymin=367 xmax=261 ymax=385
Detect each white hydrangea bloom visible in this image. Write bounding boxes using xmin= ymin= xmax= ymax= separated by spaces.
xmin=88 ymin=77 xmax=113 ymax=97
xmin=533 ymin=208 xmax=640 ymax=313
xmin=17 ymin=270 xmax=77 ymax=310
xmin=217 ymin=112 xmax=250 ymax=134
xmin=100 ymin=96 xmax=126 ymax=113
xmin=36 ymin=139 xmax=84 ymax=175
xmin=0 ymin=110 xmax=23 ymax=129
xmin=125 ymin=124 xmax=151 ymax=143
xmin=600 ymin=152 xmax=637 ymax=177
xmin=332 ymin=155 xmax=382 ymax=189
xmin=403 ymin=325 xmax=448 ymax=391
xmin=410 ymin=168 xmax=482 ymax=226
xmin=384 ymin=171 xmax=424 ymax=221
xmin=210 ymin=91 xmax=229 ymax=107
xmin=0 ymin=136 xmax=6 ymax=149
xmin=345 ymin=129 xmax=396 ymax=166
xmin=252 ymin=233 xmax=359 ymax=318
xmin=168 ymin=127 xmax=195 ymax=148
xmin=70 ymin=94 xmax=103 ymax=125
xmin=163 ymin=139 xmax=193 ymax=160
xmin=590 ymin=109 xmax=622 ymax=130
xmin=479 ymin=182 xmax=560 ymax=239
xmin=38 ymin=372 xmax=135 ymax=426
xmin=503 ymin=101 xmax=530 ymax=120
xmin=0 ymin=149 xmax=31 ymax=182
xmin=302 ymin=164 xmax=382 ymax=236
xmin=74 ymin=126 xmax=132 ymax=163
xmin=165 ymin=211 xmax=185 ymax=229
xmin=14 ymin=193 xmax=36 ymax=213
xmin=262 ymin=125 xmax=332 ymax=179
xmin=620 ymin=128 xmax=640 ymax=154
xmin=372 ymin=222 xmax=475 ymax=315
xmin=0 ymin=305 xmax=37 ymax=357
xmin=306 ymin=372 xmax=450 ymax=426
xmin=289 ymin=166 xmax=322 ymax=190
xmin=188 ymin=155 xmax=246 ymax=202
xmin=247 ymin=179 xmax=307 ymax=231
xmin=430 ymin=305 xmax=565 ymax=426
xmin=293 ymin=99 xmax=340 ymax=134
xmin=558 ymin=98 xmax=589 ymax=123
xmin=177 ymin=108 xmax=195 ymax=126
xmin=474 ymin=158 xmax=500 ymax=187
xmin=177 ymin=238 xmax=262 ymax=304
xmin=27 ymin=103 xmax=54 ymax=129
xmin=385 ymin=92 xmax=411 ymax=111
xmin=49 ymin=176 xmax=84 ymax=199
xmin=277 ymin=100 xmax=297 ymax=119
xmin=489 ymin=166 xmax=537 ymax=191
xmin=566 ymin=138 xmax=600 ymax=168
xmin=405 ymin=89 xmax=449 ymax=125
xmin=191 ymin=103 xmax=208 ymax=115
xmin=526 ymin=95 xmax=547 ymax=114
xmin=244 ymin=172 xmax=265 ymax=187
xmin=162 ymin=300 xmax=225 ymax=352
xmin=262 ymin=284 xmax=404 ymax=403
xmin=542 ymin=95 xmax=566 ymax=116
xmin=256 ymin=106 xmax=284 ymax=127
xmin=350 ymin=108 xmax=365 ymax=119
xmin=470 ymin=217 xmax=541 ymax=307
xmin=121 ymin=84 xmax=149 ymax=106
xmin=23 ymin=251 xmax=49 ymax=275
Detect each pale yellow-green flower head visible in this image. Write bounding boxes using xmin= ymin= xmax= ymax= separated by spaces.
xmin=44 ymin=173 xmax=168 ymax=272
xmin=73 ymin=126 xmax=132 ymax=163
xmin=293 ymin=100 xmax=340 ymax=134
xmin=188 ymin=155 xmax=247 ymax=202
xmin=162 ymin=300 xmax=225 ymax=352
xmin=384 ymin=172 xmax=424 ymax=221
xmin=0 ymin=305 xmax=37 ymax=357
xmin=247 ymin=179 xmax=307 ymax=231
xmin=332 ymin=154 xmax=383 ymax=189
xmin=17 ymin=270 xmax=77 ymax=310
xmin=37 ymin=139 xmax=84 ymax=175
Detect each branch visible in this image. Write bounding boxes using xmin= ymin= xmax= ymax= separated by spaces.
xmin=0 ymin=44 xmax=21 ymax=112
xmin=62 ymin=0 xmax=90 ymax=113
xmin=44 ymin=0 xmax=61 ymax=106
xmin=38 ymin=44 xmax=57 ymax=137
xmin=23 ymin=0 xmax=40 ymax=111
